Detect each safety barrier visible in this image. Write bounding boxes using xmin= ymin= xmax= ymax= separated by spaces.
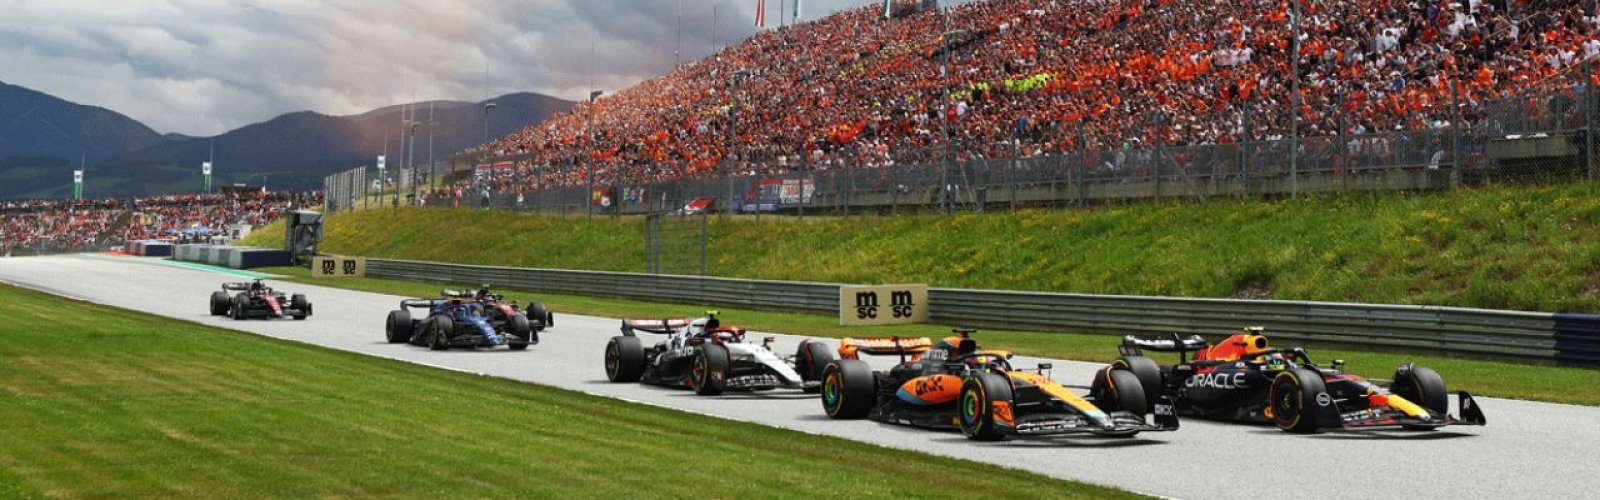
xmin=364 ymin=258 xmax=1599 ymax=366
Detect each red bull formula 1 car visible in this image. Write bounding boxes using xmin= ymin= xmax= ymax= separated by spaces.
xmin=822 ymin=329 xmax=1178 ymax=441
xmin=603 ymin=312 xmax=835 ymax=395
xmin=1110 ymin=328 xmax=1487 ymax=433
xmin=209 ymin=280 xmax=311 ymax=320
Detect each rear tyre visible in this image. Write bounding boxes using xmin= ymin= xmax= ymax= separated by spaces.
xmin=692 ymin=343 xmax=729 ymax=395
xmin=1269 ymin=368 xmax=1328 ymax=434
xmin=507 ymin=313 xmax=533 ymax=350
xmin=1391 ymin=365 xmax=1448 ymax=415
xmin=1091 ymin=368 xmax=1150 ymax=415
xmin=796 ymin=340 xmax=836 ymax=393
xmin=1111 ymin=355 xmax=1162 ymax=407
xmin=385 ymin=310 xmax=412 ymax=344
xmin=209 ymin=291 xmax=229 ymax=316
xmin=604 ymin=336 xmax=646 ymax=382
xmin=959 ymin=372 xmax=1014 ymax=441
xmin=821 ymin=360 xmax=876 ymax=419
xmin=427 ymin=315 xmax=453 ymax=351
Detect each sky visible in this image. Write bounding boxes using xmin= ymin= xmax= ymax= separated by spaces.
xmin=0 ymin=0 xmax=900 ymax=137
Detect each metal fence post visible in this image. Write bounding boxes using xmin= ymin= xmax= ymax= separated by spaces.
xmin=1588 ymin=60 xmax=1596 ymax=182
xmin=1451 ymin=76 xmax=1463 ymax=189
xmin=698 ymin=210 xmax=708 ymax=276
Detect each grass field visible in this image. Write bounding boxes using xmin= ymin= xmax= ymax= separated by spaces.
xmin=261 ymin=267 xmax=1600 ymax=406
xmin=243 ymin=182 xmax=1600 ymax=313
xmin=0 ymin=282 xmax=1135 ymax=498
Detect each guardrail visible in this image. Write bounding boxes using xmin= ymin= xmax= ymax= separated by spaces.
xmin=365 ymin=258 xmax=1599 ymax=366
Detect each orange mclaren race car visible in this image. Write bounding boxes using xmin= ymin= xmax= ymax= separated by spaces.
xmin=820 ymin=329 xmax=1178 ymax=440
xmin=1109 ymin=328 xmax=1487 ymax=433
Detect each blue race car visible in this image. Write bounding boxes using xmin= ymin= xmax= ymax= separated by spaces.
xmin=384 ymin=291 xmax=538 ymax=350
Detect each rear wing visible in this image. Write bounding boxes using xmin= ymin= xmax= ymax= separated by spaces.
xmin=839 ymin=336 xmax=931 ymax=362
xmin=222 ymin=282 xmax=252 ymax=291
xmin=1120 ymin=334 xmax=1208 ymax=357
xmin=398 ymin=299 xmax=438 ymax=309
xmin=622 ymin=318 xmax=693 ymax=336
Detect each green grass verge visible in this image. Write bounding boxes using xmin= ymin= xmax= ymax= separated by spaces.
xmin=0 ymin=282 xmax=1134 ymax=499
xmin=243 ymin=182 xmax=1600 ymax=312
xmin=263 ymin=267 xmax=1600 ymax=407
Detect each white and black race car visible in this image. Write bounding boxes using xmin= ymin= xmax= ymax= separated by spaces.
xmin=603 ymin=312 xmax=835 ymax=395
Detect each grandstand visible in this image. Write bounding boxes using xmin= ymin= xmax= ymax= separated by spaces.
xmin=444 ymin=0 xmax=1599 ymax=206
xmin=0 ymin=191 xmax=320 ymax=256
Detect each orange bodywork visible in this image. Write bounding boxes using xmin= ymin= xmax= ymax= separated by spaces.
xmin=839 ymin=336 xmax=932 ymax=360
xmin=1196 ymin=332 xmax=1271 ymax=362
xmin=896 ymin=374 xmax=963 ymax=405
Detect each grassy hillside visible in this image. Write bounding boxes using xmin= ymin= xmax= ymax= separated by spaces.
xmin=245 ymin=182 xmax=1600 ymax=312
xmin=0 ymin=282 xmax=1131 ymax=498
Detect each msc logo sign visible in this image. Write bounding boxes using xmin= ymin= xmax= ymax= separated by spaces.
xmin=311 ymin=256 xmax=366 ymax=278
xmin=839 ymin=284 xmax=928 ymax=326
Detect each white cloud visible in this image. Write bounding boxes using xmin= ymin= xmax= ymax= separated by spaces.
xmin=0 ymin=0 xmax=915 ymax=136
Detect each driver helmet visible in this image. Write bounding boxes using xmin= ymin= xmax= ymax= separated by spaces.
xmin=250 ymin=281 xmax=264 ymax=291
xmin=687 ymin=318 xmax=708 ymax=336
xmin=963 ymin=354 xmax=1006 ymax=371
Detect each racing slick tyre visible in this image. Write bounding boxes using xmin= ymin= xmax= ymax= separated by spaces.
xmin=1090 ymin=367 xmax=1150 ymax=416
xmin=528 ymin=302 xmax=551 ymax=331
xmin=1391 ymin=365 xmax=1449 ymax=427
xmin=604 ymin=336 xmax=646 ymax=382
xmin=1270 ymin=368 xmax=1329 ymax=434
xmin=692 ymin=343 xmax=730 ymax=396
xmin=795 ymin=340 xmax=836 ymax=393
xmin=960 ymin=372 xmax=1015 ymax=441
xmin=231 ymin=293 xmax=249 ymax=320
xmin=209 ymin=291 xmax=229 ymax=316
xmin=385 ymin=310 xmax=412 ymax=344
xmin=821 ymin=360 xmax=876 ymax=419
xmin=507 ymin=313 xmax=533 ymax=351
xmin=1111 ymin=355 xmax=1162 ymax=408
xmin=290 ymin=294 xmax=310 ymax=320
xmin=427 ymin=315 xmax=453 ymax=351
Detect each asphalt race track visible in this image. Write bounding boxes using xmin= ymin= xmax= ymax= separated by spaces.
xmin=3 ymin=254 xmax=1597 ymax=499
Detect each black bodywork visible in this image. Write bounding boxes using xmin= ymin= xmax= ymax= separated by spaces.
xmin=1118 ymin=333 xmax=1487 ymax=433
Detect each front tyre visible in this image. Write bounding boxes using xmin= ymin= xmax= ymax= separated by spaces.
xmin=821 ymin=360 xmax=875 ymax=419
xmin=1111 ymin=355 xmax=1162 ymax=408
xmin=1090 ymin=367 xmax=1149 ymax=415
xmin=1270 ymin=368 xmax=1328 ymax=434
xmin=1391 ymin=365 xmax=1449 ymax=416
xmin=507 ymin=313 xmax=533 ymax=350
xmin=960 ymin=373 xmax=1014 ymax=441
xmin=427 ymin=315 xmax=453 ymax=351
xmin=691 ymin=343 xmax=729 ymax=395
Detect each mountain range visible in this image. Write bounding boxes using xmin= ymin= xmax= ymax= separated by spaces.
xmin=0 ymin=80 xmax=572 ymax=199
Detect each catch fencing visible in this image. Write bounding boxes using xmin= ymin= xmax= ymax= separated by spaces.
xmin=422 ymin=61 xmax=1599 ymax=216
xmin=364 ymin=258 xmax=1600 ymax=366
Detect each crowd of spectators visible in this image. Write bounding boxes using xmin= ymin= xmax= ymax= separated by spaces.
xmin=1 ymin=191 xmax=319 ymax=255
xmin=450 ymin=0 xmax=1597 ymax=196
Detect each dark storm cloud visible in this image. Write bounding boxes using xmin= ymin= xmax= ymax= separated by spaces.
xmin=0 ymin=0 xmax=903 ymax=136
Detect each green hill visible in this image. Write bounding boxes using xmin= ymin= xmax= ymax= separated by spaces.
xmin=245 ymin=182 xmax=1600 ymax=313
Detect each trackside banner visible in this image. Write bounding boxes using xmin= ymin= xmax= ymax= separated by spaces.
xmin=311 ymin=256 xmax=366 ymax=278
xmin=839 ymin=284 xmax=928 ymax=326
